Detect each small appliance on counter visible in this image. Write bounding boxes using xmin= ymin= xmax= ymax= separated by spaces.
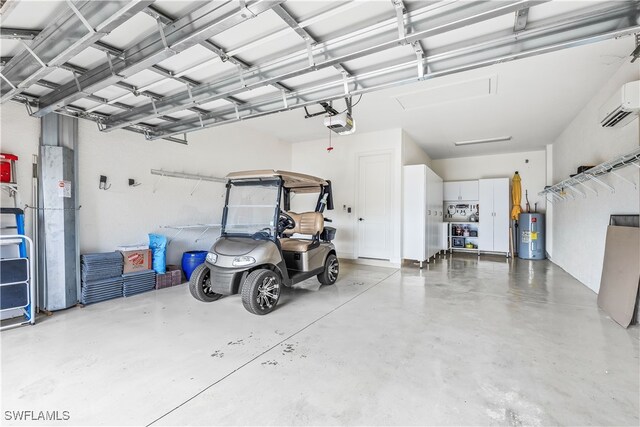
xmin=452 ymin=237 xmax=465 ymax=248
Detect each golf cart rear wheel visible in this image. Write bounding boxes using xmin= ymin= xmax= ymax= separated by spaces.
xmin=189 ymin=264 xmax=223 ymax=302
xmin=241 ymin=269 xmax=281 ymax=315
xmin=318 ymin=254 xmax=339 ymax=286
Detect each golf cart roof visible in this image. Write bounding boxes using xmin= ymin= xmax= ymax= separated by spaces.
xmin=225 ymin=170 xmax=328 ymax=193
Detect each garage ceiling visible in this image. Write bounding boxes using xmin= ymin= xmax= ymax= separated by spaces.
xmin=1 ymin=0 xmax=639 ymax=151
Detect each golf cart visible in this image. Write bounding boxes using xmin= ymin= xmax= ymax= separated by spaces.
xmin=189 ymin=170 xmax=339 ymax=315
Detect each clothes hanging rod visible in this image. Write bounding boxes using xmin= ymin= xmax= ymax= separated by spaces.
xmin=539 ymin=146 xmax=640 ymax=199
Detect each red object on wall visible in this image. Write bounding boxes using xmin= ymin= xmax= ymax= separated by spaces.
xmin=0 ymin=153 xmax=18 ymax=183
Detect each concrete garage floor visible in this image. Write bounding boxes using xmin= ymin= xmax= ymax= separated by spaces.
xmin=1 ymin=256 xmax=638 ymax=426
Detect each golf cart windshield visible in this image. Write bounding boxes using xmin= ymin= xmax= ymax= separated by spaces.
xmin=222 ymin=178 xmax=281 ymax=238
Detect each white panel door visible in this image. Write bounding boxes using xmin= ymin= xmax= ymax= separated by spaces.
xmin=402 ymin=165 xmax=427 ymax=261
xmin=492 ymin=178 xmax=510 ymax=253
xmin=443 ymin=182 xmax=459 ymax=201
xmin=358 ymin=153 xmax=392 ymax=260
xmin=459 ymin=180 xmax=479 ymax=200
xmin=478 ymin=179 xmax=494 ymax=251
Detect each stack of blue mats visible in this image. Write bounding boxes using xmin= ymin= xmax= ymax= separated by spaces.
xmin=122 ymin=270 xmax=156 ymax=297
xmin=80 ymin=252 xmax=124 ymax=305
xmin=81 ymin=277 xmax=123 ymax=305
xmin=81 ymin=252 xmax=123 ymax=281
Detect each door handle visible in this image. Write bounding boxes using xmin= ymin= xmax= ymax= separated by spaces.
xmin=358 ymin=218 xmax=364 ymax=221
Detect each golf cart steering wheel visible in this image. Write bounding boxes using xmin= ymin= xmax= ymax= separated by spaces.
xmin=278 ymin=211 xmax=296 ymax=233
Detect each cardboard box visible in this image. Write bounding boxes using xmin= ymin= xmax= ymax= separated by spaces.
xmin=120 ymin=249 xmax=152 ymax=274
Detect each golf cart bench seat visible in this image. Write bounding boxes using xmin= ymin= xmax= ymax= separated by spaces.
xmin=281 ymin=211 xmax=324 ymax=252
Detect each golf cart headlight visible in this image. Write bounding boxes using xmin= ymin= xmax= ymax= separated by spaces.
xmin=206 ymin=253 xmax=217 ymax=264
xmin=232 ymin=256 xmax=256 ymax=267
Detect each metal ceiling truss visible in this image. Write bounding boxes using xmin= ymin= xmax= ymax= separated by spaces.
xmin=0 ymin=27 xmax=40 ymax=40
xmin=2 ymin=0 xmax=639 ymax=143
xmin=0 ymin=0 xmax=154 ymax=103
xmin=30 ymin=0 xmax=285 ymax=118
xmin=99 ymin=0 xmax=540 ymax=133
xmin=143 ymin=1 xmax=640 ymax=140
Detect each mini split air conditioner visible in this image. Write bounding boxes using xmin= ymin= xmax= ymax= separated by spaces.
xmin=599 ymin=81 xmax=640 ymax=128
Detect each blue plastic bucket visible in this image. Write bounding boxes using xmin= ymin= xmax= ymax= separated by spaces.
xmin=182 ymin=251 xmax=208 ymax=281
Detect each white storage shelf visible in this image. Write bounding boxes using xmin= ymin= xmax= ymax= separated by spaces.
xmin=444 ymin=177 xmax=510 ymax=257
xmin=448 ymin=222 xmax=480 ymax=254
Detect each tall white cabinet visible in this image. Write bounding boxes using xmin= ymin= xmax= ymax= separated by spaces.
xmin=478 ymin=178 xmax=510 ymax=255
xmin=403 ymin=165 xmax=444 ymax=267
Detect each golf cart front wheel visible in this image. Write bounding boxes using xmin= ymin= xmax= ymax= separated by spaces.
xmin=318 ymin=254 xmax=339 ymax=286
xmin=241 ymin=269 xmax=281 ymax=315
xmin=189 ymin=264 xmax=223 ymax=302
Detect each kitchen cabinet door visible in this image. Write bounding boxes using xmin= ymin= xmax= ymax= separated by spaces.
xmin=443 ymin=181 xmax=459 ymax=201
xmin=459 ymin=180 xmax=479 ymax=200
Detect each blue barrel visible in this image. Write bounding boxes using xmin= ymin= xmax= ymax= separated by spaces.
xmin=182 ymin=251 xmax=208 ymax=281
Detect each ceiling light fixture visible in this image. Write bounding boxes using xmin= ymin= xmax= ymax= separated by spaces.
xmin=454 ymin=136 xmax=512 ymax=146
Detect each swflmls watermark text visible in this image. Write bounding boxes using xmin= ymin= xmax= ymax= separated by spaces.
xmin=4 ymin=410 xmax=70 ymax=422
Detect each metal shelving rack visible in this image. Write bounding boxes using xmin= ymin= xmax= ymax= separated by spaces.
xmin=1 ymin=234 xmax=36 ymax=330
xmin=539 ymin=147 xmax=640 ymax=201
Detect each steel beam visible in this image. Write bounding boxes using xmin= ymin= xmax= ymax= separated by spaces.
xmin=0 ymin=27 xmax=40 ymax=40
xmin=272 ymin=4 xmax=354 ymax=78
xmin=146 ymin=4 xmax=640 ymax=139
xmin=0 ymin=1 xmax=154 ymax=103
xmin=32 ymin=0 xmax=284 ymax=118
xmin=143 ymin=3 xmax=294 ymax=95
xmin=101 ymin=1 xmax=538 ymax=132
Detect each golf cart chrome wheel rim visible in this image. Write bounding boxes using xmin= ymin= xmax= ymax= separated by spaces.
xmin=202 ymin=271 xmax=216 ymax=296
xmin=328 ymin=259 xmax=339 ymax=282
xmin=256 ymin=276 xmax=279 ymax=310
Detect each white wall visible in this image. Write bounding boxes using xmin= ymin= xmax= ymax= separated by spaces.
xmin=402 ymin=131 xmax=432 ymax=167
xmin=291 ymin=129 xmax=404 ymax=264
xmin=1 ymin=102 xmax=292 ymax=264
xmin=0 ymin=103 xmax=40 ymax=240
xmin=551 ymin=60 xmax=640 ymax=293
xmin=431 ymin=150 xmax=547 ymax=212
xmin=545 ymin=144 xmax=554 ymax=259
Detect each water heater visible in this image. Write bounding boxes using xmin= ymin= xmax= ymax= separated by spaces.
xmin=518 ymin=213 xmax=545 ymax=260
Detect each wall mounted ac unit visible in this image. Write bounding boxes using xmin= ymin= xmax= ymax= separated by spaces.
xmin=599 ymin=80 xmax=640 ymax=128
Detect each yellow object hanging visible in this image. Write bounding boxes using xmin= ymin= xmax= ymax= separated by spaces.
xmin=511 ymin=172 xmax=522 ymax=220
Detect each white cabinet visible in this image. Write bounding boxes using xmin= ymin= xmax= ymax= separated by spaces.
xmin=403 ymin=165 xmax=444 ymax=267
xmin=478 ymin=178 xmax=510 ymax=255
xmin=443 ymin=180 xmax=479 ymax=201
xmin=460 ymin=181 xmax=479 ymax=200
xmin=440 ymin=223 xmax=449 ymax=252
